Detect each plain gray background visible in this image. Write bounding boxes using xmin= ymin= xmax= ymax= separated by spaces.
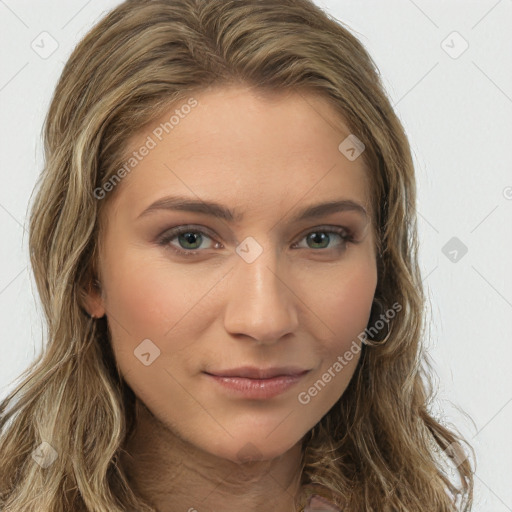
xmin=1 ymin=1 xmax=511 ymax=510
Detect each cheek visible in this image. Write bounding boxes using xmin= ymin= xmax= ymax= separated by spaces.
xmin=298 ymin=260 xmax=376 ymax=404
xmin=102 ymin=253 xmax=214 ymax=393
xmin=329 ymin=266 xmax=376 ymax=339
xmin=302 ymin=254 xmax=377 ymax=348
xmin=102 ymin=249 xmax=213 ymax=341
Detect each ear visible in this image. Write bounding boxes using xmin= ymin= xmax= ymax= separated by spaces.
xmin=79 ymin=276 xmax=106 ymax=319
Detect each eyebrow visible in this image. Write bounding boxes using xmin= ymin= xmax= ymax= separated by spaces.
xmin=136 ymin=195 xmax=368 ymax=223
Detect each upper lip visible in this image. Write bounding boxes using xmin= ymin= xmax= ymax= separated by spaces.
xmin=205 ymin=366 xmax=310 ymax=379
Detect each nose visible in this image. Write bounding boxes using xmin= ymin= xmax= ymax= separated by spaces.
xmin=223 ymin=243 xmax=299 ymax=345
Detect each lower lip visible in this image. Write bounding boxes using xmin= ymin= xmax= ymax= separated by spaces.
xmin=205 ymin=371 xmax=309 ymax=399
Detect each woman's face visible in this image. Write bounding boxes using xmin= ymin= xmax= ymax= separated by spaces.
xmin=90 ymin=85 xmax=377 ymax=462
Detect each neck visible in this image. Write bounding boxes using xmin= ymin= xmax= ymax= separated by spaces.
xmin=120 ymin=399 xmax=305 ymax=512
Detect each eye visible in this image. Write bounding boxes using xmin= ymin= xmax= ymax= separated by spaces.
xmin=157 ymin=225 xmax=221 ymax=257
xmin=156 ymin=224 xmax=356 ymax=257
xmin=292 ymin=226 xmax=355 ymax=251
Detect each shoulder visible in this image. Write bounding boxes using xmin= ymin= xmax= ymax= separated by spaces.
xmin=304 ymin=493 xmax=343 ymax=511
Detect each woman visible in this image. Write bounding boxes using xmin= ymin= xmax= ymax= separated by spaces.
xmin=0 ymin=0 xmax=474 ymax=510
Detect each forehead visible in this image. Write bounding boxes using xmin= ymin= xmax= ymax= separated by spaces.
xmin=104 ymin=84 xmax=373 ymax=224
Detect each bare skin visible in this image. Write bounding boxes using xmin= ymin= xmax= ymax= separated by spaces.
xmin=84 ymin=84 xmax=377 ymax=512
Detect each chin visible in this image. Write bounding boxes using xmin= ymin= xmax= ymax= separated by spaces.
xmin=202 ymin=427 xmax=304 ymax=465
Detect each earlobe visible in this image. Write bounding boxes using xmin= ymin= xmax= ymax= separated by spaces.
xmin=80 ymin=278 xmax=106 ymax=319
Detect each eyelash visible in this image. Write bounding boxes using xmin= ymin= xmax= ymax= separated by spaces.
xmin=156 ymin=224 xmax=357 ymax=258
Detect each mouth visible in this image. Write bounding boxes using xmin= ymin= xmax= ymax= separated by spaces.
xmin=203 ymin=366 xmax=310 ymax=399
xmin=205 ymin=366 xmax=310 ymax=379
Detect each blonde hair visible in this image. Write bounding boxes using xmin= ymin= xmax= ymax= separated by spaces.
xmin=0 ymin=0 xmax=474 ymax=510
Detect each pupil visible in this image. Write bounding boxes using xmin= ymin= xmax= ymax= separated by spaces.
xmin=182 ymin=232 xmax=201 ymax=248
xmin=309 ymin=232 xmax=328 ymax=248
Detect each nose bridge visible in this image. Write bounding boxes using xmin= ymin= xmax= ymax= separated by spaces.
xmin=223 ymin=236 xmax=299 ymax=343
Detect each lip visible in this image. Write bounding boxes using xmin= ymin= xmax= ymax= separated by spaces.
xmin=204 ymin=367 xmax=310 ymax=400
xmin=206 ymin=366 xmax=309 ymax=379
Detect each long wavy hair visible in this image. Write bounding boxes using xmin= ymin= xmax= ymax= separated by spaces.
xmin=0 ymin=0 xmax=475 ymax=510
